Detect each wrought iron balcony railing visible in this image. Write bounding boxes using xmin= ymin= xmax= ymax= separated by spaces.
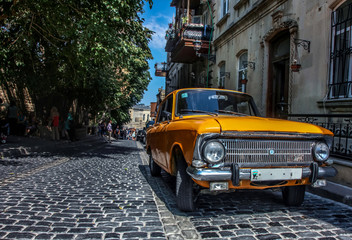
xmin=165 ymin=23 xmax=212 ymax=54
xmin=289 ymin=114 xmax=352 ymax=160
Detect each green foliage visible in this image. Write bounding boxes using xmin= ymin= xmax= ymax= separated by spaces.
xmin=0 ymin=0 xmax=153 ymax=124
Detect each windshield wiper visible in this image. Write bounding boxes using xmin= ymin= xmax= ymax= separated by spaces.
xmin=215 ymin=110 xmax=247 ymax=116
xmin=179 ymin=109 xmax=218 ymax=116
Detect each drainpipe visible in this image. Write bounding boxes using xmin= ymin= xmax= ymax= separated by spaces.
xmin=187 ymin=0 xmax=190 ymax=24
xmin=206 ymin=0 xmax=214 ymax=88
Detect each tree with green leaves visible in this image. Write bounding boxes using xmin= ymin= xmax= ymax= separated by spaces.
xmin=0 ymin=0 xmax=153 ymax=125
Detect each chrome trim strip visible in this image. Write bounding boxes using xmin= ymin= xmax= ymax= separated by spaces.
xmin=220 ymin=131 xmax=326 ymax=140
xmin=187 ymin=166 xmax=336 ymax=182
xmin=187 ymin=166 xmax=232 ymax=181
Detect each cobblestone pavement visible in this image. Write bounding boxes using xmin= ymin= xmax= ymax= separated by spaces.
xmin=138 ymin=142 xmax=352 ymax=240
xmin=0 ymin=140 xmax=164 ymax=239
xmin=0 ymin=138 xmax=351 ymax=239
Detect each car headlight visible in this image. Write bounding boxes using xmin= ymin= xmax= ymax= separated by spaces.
xmin=202 ymin=140 xmax=225 ymax=164
xmin=313 ymin=142 xmax=330 ymax=162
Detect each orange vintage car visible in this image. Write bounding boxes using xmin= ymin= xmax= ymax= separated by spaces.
xmin=146 ymin=88 xmax=337 ymax=211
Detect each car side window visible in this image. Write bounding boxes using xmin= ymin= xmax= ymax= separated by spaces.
xmin=156 ymin=95 xmax=173 ymax=123
xmin=165 ymin=96 xmax=173 ymax=115
xmin=156 ymin=102 xmax=165 ymax=123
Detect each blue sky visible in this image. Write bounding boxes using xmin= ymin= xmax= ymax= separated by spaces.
xmin=139 ymin=1 xmax=174 ymax=106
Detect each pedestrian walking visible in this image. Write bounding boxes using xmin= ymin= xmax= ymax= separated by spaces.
xmin=66 ymin=113 xmax=76 ymax=141
xmin=107 ymin=120 xmax=113 ymax=143
xmin=132 ymin=130 xmax=136 ymax=141
xmin=50 ymin=107 xmax=60 ymax=141
xmin=99 ymin=121 xmax=106 ymax=137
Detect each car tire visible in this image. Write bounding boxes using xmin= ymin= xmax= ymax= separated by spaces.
xmin=175 ymin=153 xmax=195 ymax=212
xmin=149 ymin=154 xmax=161 ymax=177
xmin=282 ymin=185 xmax=306 ymax=206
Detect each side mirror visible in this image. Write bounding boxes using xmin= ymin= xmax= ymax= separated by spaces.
xmin=161 ymin=111 xmax=172 ymax=121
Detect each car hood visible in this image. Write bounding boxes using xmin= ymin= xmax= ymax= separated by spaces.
xmin=214 ymin=115 xmax=333 ymax=135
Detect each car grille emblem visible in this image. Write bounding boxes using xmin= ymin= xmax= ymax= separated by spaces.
xmin=269 ymin=149 xmax=275 ymax=155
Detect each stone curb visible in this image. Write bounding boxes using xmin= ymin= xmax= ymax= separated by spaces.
xmin=308 ymin=182 xmax=352 ymax=207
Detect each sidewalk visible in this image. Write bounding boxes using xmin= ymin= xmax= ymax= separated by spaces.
xmin=0 ymin=134 xmax=104 ymax=158
xmin=1 ymin=136 xmax=352 ymax=207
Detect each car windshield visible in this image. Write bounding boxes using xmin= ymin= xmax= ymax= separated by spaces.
xmin=175 ymin=89 xmax=258 ymax=117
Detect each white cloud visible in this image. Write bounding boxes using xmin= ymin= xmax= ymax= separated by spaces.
xmin=145 ymin=14 xmax=172 ymax=50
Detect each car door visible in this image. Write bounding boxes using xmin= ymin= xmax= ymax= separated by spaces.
xmin=159 ymin=95 xmax=174 ymax=169
xmin=149 ymin=96 xmax=173 ymax=169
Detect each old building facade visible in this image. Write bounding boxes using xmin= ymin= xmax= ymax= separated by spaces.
xmin=212 ymin=0 xmax=352 ymax=118
xmin=124 ymin=104 xmax=151 ymax=130
xmin=158 ymin=0 xmax=352 ymax=186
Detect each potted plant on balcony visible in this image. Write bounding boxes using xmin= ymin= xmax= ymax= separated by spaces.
xmin=182 ymin=16 xmax=188 ymax=25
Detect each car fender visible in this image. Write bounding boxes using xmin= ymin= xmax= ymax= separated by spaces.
xmin=169 ymin=144 xmax=184 ymax=176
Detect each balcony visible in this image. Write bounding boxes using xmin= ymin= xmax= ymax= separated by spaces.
xmin=154 ymin=62 xmax=168 ymax=77
xmin=171 ymin=0 xmax=202 ymax=8
xmin=165 ymin=23 xmax=212 ymax=63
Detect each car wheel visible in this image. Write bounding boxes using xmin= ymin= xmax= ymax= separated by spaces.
xmin=149 ymin=154 xmax=161 ymax=176
xmin=175 ymin=153 xmax=195 ymax=212
xmin=282 ymin=185 xmax=306 ymax=206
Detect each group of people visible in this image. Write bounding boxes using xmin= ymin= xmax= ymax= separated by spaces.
xmin=48 ymin=107 xmax=77 ymax=142
xmin=0 ymin=99 xmax=77 ymax=142
xmin=1 ymin=100 xmax=40 ymax=138
xmin=124 ymin=129 xmax=137 ymax=140
xmin=95 ymin=120 xmax=118 ymax=143
xmin=90 ymin=121 xmax=139 ymax=143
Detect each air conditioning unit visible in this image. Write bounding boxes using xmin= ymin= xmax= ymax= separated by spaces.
xmin=192 ymin=15 xmax=202 ymax=24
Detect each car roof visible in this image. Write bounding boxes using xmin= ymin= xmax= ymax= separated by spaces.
xmin=163 ymin=88 xmax=251 ymax=101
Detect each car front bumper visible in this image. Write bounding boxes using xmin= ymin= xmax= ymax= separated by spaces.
xmin=187 ymin=164 xmax=337 ymax=185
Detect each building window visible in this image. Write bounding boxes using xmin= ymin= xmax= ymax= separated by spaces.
xmin=238 ymin=52 xmax=248 ymax=92
xmin=203 ymin=11 xmax=209 ymax=25
xmin=199 ymin=71 xmax=206 ymax=87
xmin=219 ymin=63 xmax=226 ymax=88
xmin=221 ymin=0 xmax=229 ymax=18
xmin=329 ymin=0 xmax=352 ymax=99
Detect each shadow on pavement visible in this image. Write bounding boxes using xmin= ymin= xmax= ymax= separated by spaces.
xmin=139 ymin=164 xmax=352 ymax=236
xmin=0 ymin=159 xmax=26 ymax=166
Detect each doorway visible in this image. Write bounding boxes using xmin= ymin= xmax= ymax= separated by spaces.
xmin=267 ymin=32 xmax=290 ymax=119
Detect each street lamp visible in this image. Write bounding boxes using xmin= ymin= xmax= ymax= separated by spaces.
xmin=193 ymin=40 xmax=202 ymax=51
xmin=193 ymin=40 xmax=216 ymax=63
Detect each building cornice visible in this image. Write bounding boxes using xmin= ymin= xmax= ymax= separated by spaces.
xmin=213 ymin=0 xmax=288 ymax=48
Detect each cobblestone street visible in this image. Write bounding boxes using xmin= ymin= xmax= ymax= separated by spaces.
xmin=0 ymin=138 xmax=351 ymax=239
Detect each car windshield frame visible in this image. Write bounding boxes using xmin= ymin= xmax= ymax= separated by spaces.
xmin=175 ymin=89 xmax=259 ymax=117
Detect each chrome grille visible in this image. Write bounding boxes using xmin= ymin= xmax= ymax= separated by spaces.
xmin=220 ymin=139 xmax=314 ymax=164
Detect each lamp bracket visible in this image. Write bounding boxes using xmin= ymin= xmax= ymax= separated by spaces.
xmin=294 ymin=39 xmax=311 ymax=53
xmin=243 ymin=61 xmax=255 ymax=70
xmin=196 ymin=51 xmax=216 ymax=63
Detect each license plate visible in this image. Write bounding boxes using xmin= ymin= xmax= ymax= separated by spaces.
xmin=251 ymin=168 xmax=302 ymax=181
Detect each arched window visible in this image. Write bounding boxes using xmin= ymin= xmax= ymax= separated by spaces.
xmin=219 ymin=62 xmax=226 ymax=88
xmin=238 ymin=52 xmax=248 ymax=92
